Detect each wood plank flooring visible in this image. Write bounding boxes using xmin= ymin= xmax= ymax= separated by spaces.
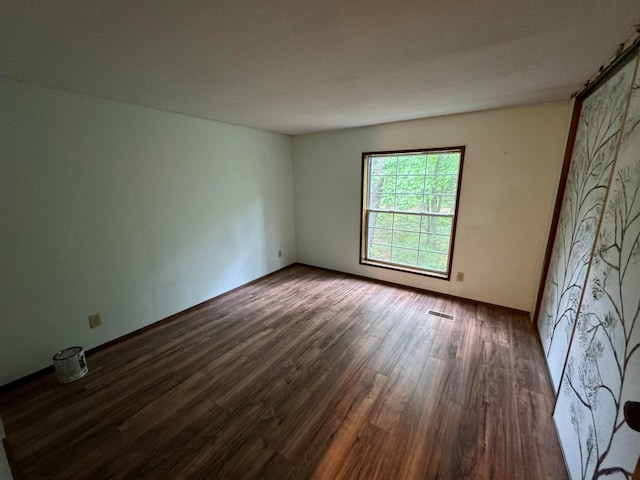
xmin=0 ymin=264 xmax=568 ymax=479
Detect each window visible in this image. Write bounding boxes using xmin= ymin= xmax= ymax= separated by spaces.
xmin=360 ymin=147 xmax=464 ymax=279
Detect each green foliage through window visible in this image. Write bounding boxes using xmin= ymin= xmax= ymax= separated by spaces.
xmin=361 ymin=148 xmax=464 ymax=277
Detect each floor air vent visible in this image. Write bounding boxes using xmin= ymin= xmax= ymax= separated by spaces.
xmin=427 ymin=310 xmax=454 ymax=320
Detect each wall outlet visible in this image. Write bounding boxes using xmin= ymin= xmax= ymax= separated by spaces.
xmin=456 ymin=272 xmax=465 ymax=282
xmin=88 ymin=313 xmax=102 ymax=328
xmin=278 ymin=249 xmax=282 ymax=258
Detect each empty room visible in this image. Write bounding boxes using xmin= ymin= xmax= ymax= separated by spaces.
xmin=1 ymin=1 xmax=639 ymax=479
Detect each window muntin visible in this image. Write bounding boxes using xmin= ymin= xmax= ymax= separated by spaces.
xmin=360 ymin=147 xmax=464 ymax=279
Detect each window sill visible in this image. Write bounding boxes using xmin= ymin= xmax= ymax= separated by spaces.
xmin=360 ymin=259 xmax=450 ymax=280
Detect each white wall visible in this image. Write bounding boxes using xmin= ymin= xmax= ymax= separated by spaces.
xmin=0 ymin=79 xmax=296 ymax=386
xmin=293 ymin=102 xmax=570 ymax=311
xmin=528 ymin=97 xmax=576 ymax=319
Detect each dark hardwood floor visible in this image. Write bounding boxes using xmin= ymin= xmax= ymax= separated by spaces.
xmin=0 ymin=264 xmax=568 ymax=479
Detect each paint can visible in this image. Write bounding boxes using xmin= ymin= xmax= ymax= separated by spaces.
xmin=52 ymin=346 xmax=88 ymax=384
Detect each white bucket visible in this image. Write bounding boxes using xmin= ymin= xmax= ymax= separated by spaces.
xmin=52 ymin=346 xmax=88 ymax=384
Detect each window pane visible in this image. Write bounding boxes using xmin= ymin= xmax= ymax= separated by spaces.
xmin=369 ymin=212 xmax=393 ymax=229
xmin=369 ymin=227 xmax=392 ymax=245
xmin=396 ymin=175 xmax=425 ymax=194
xmin=420 ymin=216 xmax=453 ymax=235
xmin=393 ymin=213 xmax=420 ymax=231
xmin=392 ymin=247 xmax=418 ymax=266
xmin=439 ymin=195 xmax=455 ymax=213
xmin=369 ymin=172 xmax=397 ymax=210
xmin=425 ymin=153 xmax=460 ymax=214
xmin=370 ymin=175 xmax=397 ymax=195
xmin=371 ymin=156 xmax=397 ymax=175
xmin=434 ymin=174 xmax=458 ymax=194
xmin=397 ymin=155 xmax=426 ymax=175
xmin=376 ymin=193 xmax=395 ymax=209
xmin=426 ymin=153 xmax=460 ymax=176
xmin=393 ymin=230 xmax=420 ymax=249
xmin=423 ymin=194 xmax=456 ymax=214
xmin=394 ymin=194 xmax=423 ymax=212
xmin=423 ymin=194 xmax=447 ymax=213
xmin=419 ymin=233 xmax=450 ymax=253
xmin=369 ymin=244 xmax=391 ymax=262
xmin=418 ymin=251 xmax=448 ymax=272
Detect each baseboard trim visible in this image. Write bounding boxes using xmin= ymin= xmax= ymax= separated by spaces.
xmin=0 ymin=366 xmax=54 ymax=396
xmin=1 ymin=261 xmax=528 ymax=394
xmin=297 ymin=263 xmax=530 ymax=316
xmin=0 ymin=263 xmax=297 ymax=394
xmin=88 ymin=263 xmax=296 ymax=357
xmin=533 ymin=325 xmax=558 ymax=397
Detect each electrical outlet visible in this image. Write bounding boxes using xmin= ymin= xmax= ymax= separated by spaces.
xmin=456 ymin=272 xmax=465 ymax=282
xmin=88 ymin=313 xmax=102 ymax=328
xmin=278 ymin=249 xmax=282 ymax=258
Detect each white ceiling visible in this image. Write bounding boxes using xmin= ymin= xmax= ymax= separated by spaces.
xmin=1 ymin=1 xmax=638 ymax=135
